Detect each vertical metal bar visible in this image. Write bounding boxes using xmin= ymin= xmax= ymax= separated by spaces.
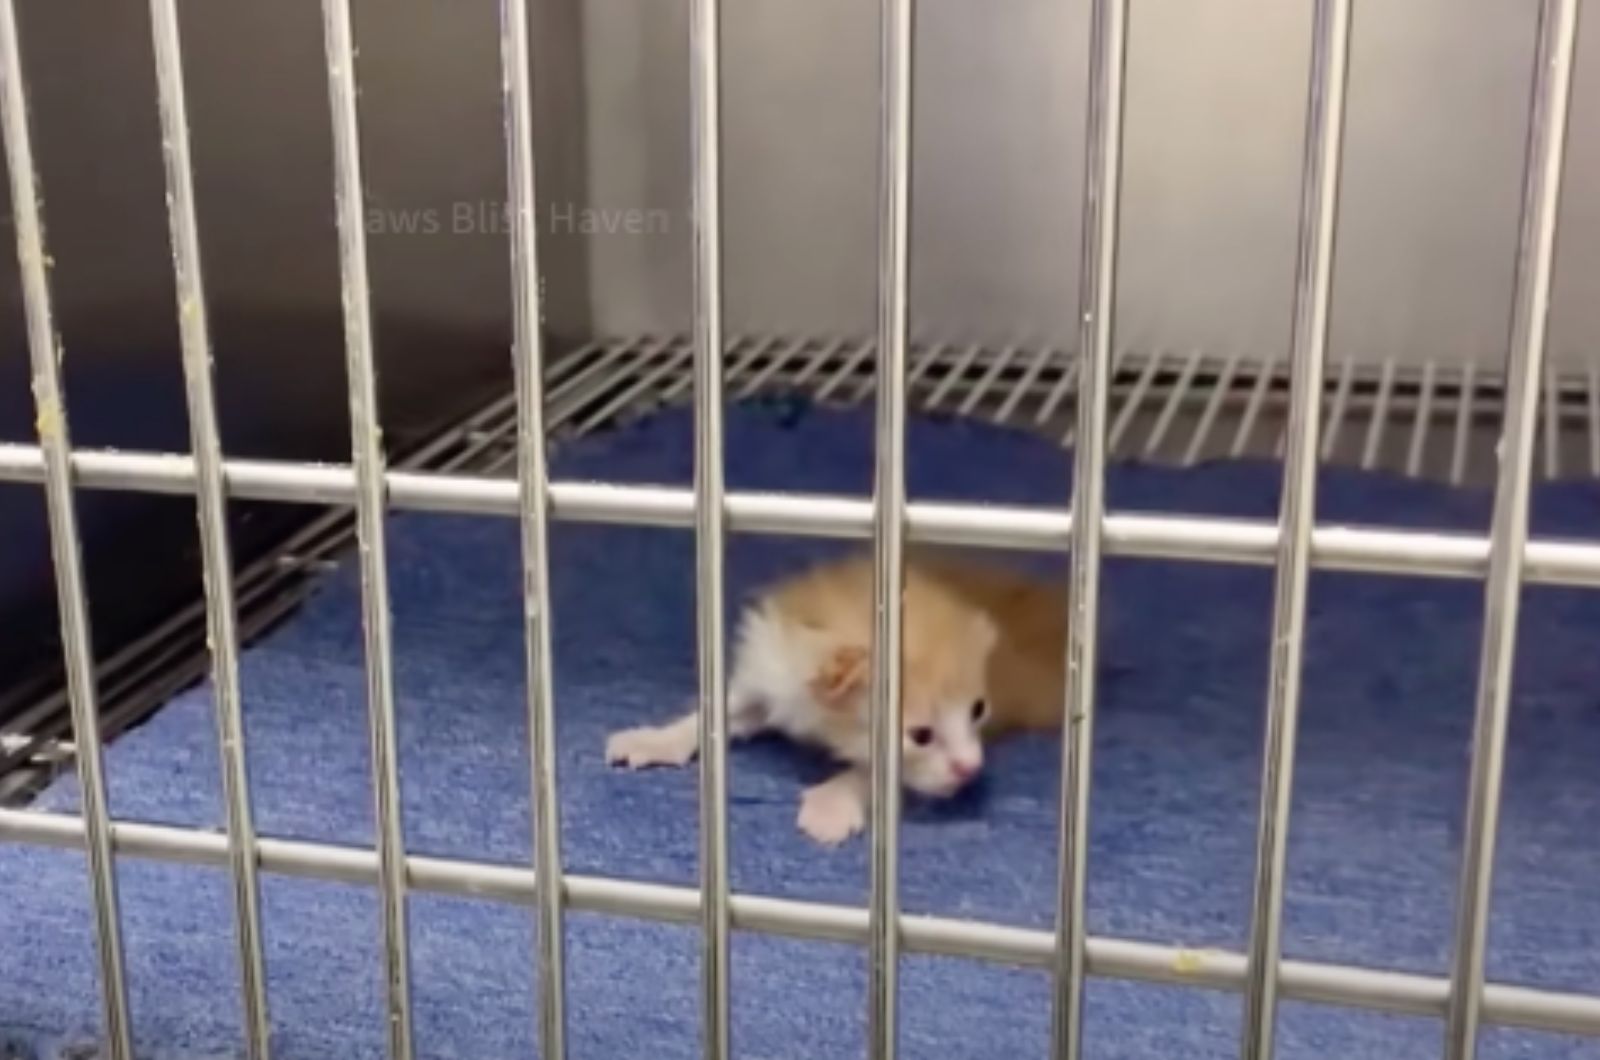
xmin=317 ymin=3 xmax=415 ymax=1057
xmin=1445 ymin=1 xmax=1579 ymax=1056
xmin=146 ymin=1 xmax=271 ymax=1055
xmin=1040 ymin=344 xmax=1092 ymax=427
xmin=1065 ymin=349 xmax=1125 ymax=449
xmin=869 ymin=0 xmax=914 ymax=1053
xmin=1183 ymin=352 xmax=1242 ymax=465
xmin=0 ymin=4 xmax=134 ymax=1055
xmin=1360 ymin=358 xmax=1396 ymax=470
xmin=663 ymin=336 xmax=763 ymax=402
xmin=855 ymin=335 xmax=936 ymax=404
xmin=1407 ymin=361 xmax=1438 ymax=478
xmin=1238 ymin=0 xmax=1352 ymax=1054
xmin=499 ymin=1 xmax=569 ymax=1056
xmin=1452 ymin=362 xmax=1479 ymax=486
xmin=1320 ymin=358 xmax=1355 ymax=463
xmin=1050 ymin=0 xmax=1127 ymax=1056
xmin=688 ymin=0 xmax=731 ymax=1050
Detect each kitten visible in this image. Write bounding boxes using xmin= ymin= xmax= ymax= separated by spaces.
xmin=604 ymin=547 xmax=1067 ymax=845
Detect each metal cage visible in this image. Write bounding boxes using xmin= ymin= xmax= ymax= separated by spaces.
xmin=0 ymin=0 xmax=1597 ymax=1059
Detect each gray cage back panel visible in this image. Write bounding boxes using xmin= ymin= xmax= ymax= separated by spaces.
xmin=580 ymin=0 xmax=1600 ymax=371
xmin=1 ymin=0 xmax=1596 ymax=366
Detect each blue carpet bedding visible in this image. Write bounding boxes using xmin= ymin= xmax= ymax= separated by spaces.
xmin=3 ymin=398 xmax=1599 ymax=1059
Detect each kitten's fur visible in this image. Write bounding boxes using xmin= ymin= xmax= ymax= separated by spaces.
xmin=605 ymin=546 xmax=1067 ymax=845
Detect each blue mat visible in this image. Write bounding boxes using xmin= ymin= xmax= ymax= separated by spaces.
xmin=3 ymin=398 xmax=1600 ymax=1059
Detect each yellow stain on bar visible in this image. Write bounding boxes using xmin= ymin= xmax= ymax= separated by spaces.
xmin=34 ymin=395 xmax=62 ymax=440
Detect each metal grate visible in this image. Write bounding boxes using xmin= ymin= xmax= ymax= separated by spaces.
xmin=525 ymin=335 xmax=1600 ymax=489
xmin=2 ymin=332 xmax=1600 ymax=1037
xmin=13 ymin=325 xmax=1597 ymax=805
xmin=0 ymin=340 xmax=628 ymax=803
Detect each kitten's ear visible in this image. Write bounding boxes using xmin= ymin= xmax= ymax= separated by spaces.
xmin=811 ymin=644 xmax=869 ymax=709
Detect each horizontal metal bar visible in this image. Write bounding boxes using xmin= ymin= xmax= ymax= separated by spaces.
xmin=1 ymin=445 xmax=1599 ymax=586
xmin=146 ymin=0 xmax=273 ymax=1047
xmin=1 ymin=808 xmax=1596 ymax=1038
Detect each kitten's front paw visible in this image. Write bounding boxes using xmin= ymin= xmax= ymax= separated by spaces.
xmin=605 ymin=725 xmax=696 ymax=769
xmin=797 ymin=780 xmax=865 ymax=846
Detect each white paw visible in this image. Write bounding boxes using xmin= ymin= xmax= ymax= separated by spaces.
xmin=797 ymin=782 xmax=866 ymax=846
xmin=605 ymin=725 xmax=697 ymax=769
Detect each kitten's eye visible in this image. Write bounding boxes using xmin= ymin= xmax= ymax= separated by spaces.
xmin=908 ymin=726 xmax=935 ymax=747
xmin=971 ymin=699 xmax=988 ymax=723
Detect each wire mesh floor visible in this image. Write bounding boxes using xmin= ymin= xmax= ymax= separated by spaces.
xmin=564 ymin=335 xmax=1600 ymax=488
xmin=4 ymin=334 xmax=1598 ymax=804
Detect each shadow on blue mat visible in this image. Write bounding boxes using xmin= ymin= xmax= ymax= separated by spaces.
xmin=3 ymin=398 xmax=1599 ymax=1059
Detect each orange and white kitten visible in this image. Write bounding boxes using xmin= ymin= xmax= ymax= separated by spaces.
xmin=604 ymin=547 xmax=1067 ymax=845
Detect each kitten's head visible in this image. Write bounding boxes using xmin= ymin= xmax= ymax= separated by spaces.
xmin=808 ymin=575 xmax=998 ymax=798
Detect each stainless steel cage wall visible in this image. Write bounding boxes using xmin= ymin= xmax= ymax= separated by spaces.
xmin=0 ymin=1 xmax=1597 ymax=1060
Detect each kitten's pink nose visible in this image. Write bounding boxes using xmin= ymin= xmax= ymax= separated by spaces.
xmin=950 ymin=756 xmax=981 ymax=783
